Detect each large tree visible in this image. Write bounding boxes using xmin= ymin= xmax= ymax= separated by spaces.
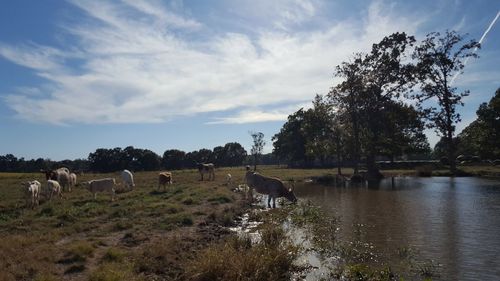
xmin=329 ymin=54 xmax=367 ymax=174
xmin=413 ymin=30 xmax=480 ymax=174
xmin=362 ymin=32 xmax=417 ymax=179
xmin=330 ymin=33 xmax=416 ymax=179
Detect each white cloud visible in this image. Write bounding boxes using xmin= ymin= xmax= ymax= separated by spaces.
xmin=208 ymin=102 xmax=312 ymax=124
xmin=1 ymin=0 xmax=425 ymax=125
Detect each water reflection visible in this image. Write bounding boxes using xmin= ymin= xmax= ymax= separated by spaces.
xmin=294 ymin=177 xmax=500 ymax=281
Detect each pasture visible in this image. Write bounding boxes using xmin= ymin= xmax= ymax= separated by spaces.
xmin=0 ymin=167 xmax=256 ymax=281
xmin=2 ymin=165 xmax=499 ymax=280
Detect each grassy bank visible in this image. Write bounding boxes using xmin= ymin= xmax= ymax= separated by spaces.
xmin=0 ymin=168 xmax=253 ymax=280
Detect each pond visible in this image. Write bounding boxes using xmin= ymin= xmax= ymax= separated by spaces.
xmin=294 ymin=177 xmax=500 ymax=280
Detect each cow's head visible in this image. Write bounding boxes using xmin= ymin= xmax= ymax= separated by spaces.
xmin=285 ymin=182 xmax=297 ymax=203
xmin=41 ymin=169 xmax=57 ymax=181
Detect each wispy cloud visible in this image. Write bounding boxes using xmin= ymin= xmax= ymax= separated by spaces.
xmin=1 ymin=0 xmax=424 ymax=125
xmin=451 ymin=10 xmax=500 ymax=85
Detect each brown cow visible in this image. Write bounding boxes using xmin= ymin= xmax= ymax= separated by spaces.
xmin=158 ymin=172 xmax=173 ymax=190
xmin=197 ymin=163 xmax=215 ymax=181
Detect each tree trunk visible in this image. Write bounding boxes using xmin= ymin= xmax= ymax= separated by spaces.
xmin=447 ymin=131 xmax=457 ymax=175
xmin=352 ymin=112 xmax=360 ymax=174
xmin=336 ymin=134 xmax=342 ymax=175
xmin=366 ymin=154 xmax=384 ymax=181
xmin=253 ymin=154 xmax=258 ymax=171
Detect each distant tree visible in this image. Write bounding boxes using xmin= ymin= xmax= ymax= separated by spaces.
xmin=250 ymin=132 xmax=265 ymax=171
xmin=88 ymin=148 xmax=119 ymax=172
xmin=457 ymin=88 xmax=500 ymax=159
xmin=302 ymin=95 xmax=336 ymax=167
xmin=221 ymin=142 xmax=247 ymax=167
xmin=162 ymin=149 xmax=186 ymax=170
xmin=88 ymin=147 xmax=160 ymax=172
xmin=136 ymin=149 xmax=161 ymax=171
xmin=197 ymin=149 xmax=213 ymax=163
xmin=0 ymin=154 xmax=19 ymax=172
xmin=272 ymin=109 xmax=308 ymax=167
xmin=413 ymin=30 xmax=480 ymax=174
xmin=212 ymin=146 xmax=226 ymax=166
xmin=184 ymin=149 xmax=213 ymax=168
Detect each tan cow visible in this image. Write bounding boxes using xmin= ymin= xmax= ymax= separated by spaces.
xmin=158 ymin=172 xmax=173 ymax=190
xmin=245 ymin=171 xmax=297 ymax=208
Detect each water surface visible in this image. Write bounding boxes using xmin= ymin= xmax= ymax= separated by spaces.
xmin=294 ymin=177 xmax=500 ymax=280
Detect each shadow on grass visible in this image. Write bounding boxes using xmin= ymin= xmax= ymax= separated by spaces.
xmin=149 ymin=190 xmax=169 ymax=196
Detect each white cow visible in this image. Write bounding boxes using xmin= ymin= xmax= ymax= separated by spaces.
xmin=22 ymin=180 xmax=41 ymax=209
xmin=225 ymin=173 xmax=233 ymax=187
xmin=43 ymin=168 xmax=71 ymax=192
xmin=121 ymin=170 xmax=135 ymax=190
xmin=83 ymin=178 xmax=116 ymax=201
xmin=69 ymin=173 xmax=77 ymax=189
xmin=47 ymin=179 xmax=62 ymax=200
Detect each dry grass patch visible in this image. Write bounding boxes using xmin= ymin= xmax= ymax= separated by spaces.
xmin=187 ymin=224 xmax=299 ymax=281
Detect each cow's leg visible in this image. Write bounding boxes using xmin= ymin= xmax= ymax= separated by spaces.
xmin=267 ymin=195 xmax=272 ymax=208
xmin=272 ymin=196 xmax=276 ymax=208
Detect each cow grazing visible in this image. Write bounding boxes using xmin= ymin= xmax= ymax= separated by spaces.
xmin=47 ymin=179 xmax=62 ymax=200
xmin=245 ymin=171 xmax=297 ymax=208
xmin=42 ymin=168 xmax=71 ymax=192
xmin=158 ymin=172 xmax=172 ymax=190
xmin=197 ymin=163 xmax=215 ymax=181
xmin=83 ymin=178 xmax=116 ymax=201
xmin=121 ymin=169 xmax=135 ymax=190
xmin=22 ymin=180 xmax=41 ymax=209
xmin=225 ymin=173 xmax=233 ymax=187
xmin=69 ymin=173 xmax=77 ymax=189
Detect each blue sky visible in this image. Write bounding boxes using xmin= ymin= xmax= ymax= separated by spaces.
xmin=0 ymin=0 xmax=499 ymax=160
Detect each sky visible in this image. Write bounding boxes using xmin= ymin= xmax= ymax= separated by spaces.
xmin=0 ymin=0 xmax=499 ymax=161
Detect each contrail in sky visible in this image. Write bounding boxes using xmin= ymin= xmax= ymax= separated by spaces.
xmin=451 ymin=10 xmax=500 ymax=85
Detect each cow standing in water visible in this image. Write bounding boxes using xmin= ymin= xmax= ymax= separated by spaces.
xmin=245 ymin=170 xmax=297 ymax=208
xmin=197 ymin=163 xmax=215 ymax=181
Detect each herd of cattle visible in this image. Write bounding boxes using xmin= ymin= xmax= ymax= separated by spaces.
xmin=20 ymin=164 xmax=297 ymax=209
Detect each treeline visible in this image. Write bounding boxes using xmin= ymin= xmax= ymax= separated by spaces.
xmin=434 ymin=88 xmax=500 ymax=160
xmin=0 ymin=142 xmax=280 ymax=173
xmin=273 ymin=30 xmax=485 ymax=177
